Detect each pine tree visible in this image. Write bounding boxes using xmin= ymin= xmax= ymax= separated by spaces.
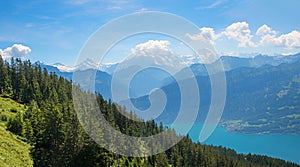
xmin=7 ymin=110 xmax=24 ymax=136
xmin=155 ymin=152 xmax=169 ymax=167
xmin=23 ymin=118 xmax=34 ymax=143
xmin=0 ymin=56 xmax=12 ymax=96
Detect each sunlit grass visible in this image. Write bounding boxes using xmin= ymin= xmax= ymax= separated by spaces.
xmin=0 ymin=96 xmax=32 ymax=167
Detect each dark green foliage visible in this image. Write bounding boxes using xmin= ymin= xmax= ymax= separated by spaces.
xmin=10 ymin=108 xmax=18 ymax=113
xmin=0 ymin=114 xmax=8 ymax=121
xmin=0 ymin=56 xmax=12 ymax=96
xmin=1 ymin=56 xmax=299 ymax=167
xmin=7 ymin=110 xmax=24 ymax=136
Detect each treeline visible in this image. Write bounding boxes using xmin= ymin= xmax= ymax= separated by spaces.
xmin=0 ymin=56 xmax=299 ymax=167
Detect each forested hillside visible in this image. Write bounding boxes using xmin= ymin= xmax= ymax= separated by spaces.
xmin=0 ymin=56 xmax=299 ymax=166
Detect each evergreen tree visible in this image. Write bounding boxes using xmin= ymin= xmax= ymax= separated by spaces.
xmin=0 ymin=56 xmax=12 ymax=96
xmin=7 ymin=110 xmax=24 ymax=136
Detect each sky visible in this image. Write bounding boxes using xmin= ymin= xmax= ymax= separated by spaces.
xmin=0 ymin=0 xmax=300 ymax=66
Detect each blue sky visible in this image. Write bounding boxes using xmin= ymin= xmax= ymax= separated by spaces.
xmin=0 ymin=0 xmax=300 ymax=66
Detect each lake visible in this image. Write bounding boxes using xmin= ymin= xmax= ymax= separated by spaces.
xmin=168 ymin=123 xmax=300 ymax=164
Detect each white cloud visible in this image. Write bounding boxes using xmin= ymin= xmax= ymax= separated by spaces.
xmin=65 ymin=0 xmax=92 ymax=5
xmin=256 ymin=24 xmax=300 ymax=49
xmin=131 ymin=40 xmax=172 ymax=57
xmin=106 ymin=6 xmax=123 ymax=10
xmin=0 ymin=44 xmax=31 ymax=60
xmin=222 ymin=21 xmax=256 ymax=47
xmin=187 ymin=27 xmax=219 ymax=44
xmin=136 ymin=8 xmax=148 ymax=13
xmin=129 ymin=40 xmax=189 ymax=69
xmin=105 ymin=0 xmax=136 ymax=11
xmin=196 ymin=0 xmax=225 ymax=10
xmin=188 ymin=21 xmax=300 ymax=50
xmin=188 ymin=21 xmax=256 ymax=48
xmin=259 ymin=34 xmax=275 ymax=46
xmin=66 ymin=0 xmax=136 ymax=11
xmin=256 ymin=24 xmax=277 ymax=36
xmin=276 ymin=31 xmax=300 ymax=48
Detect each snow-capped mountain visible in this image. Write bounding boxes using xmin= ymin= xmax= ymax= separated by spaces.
xmin=98 ymin=62 xmax=118 ymax=75
xmin=75 ymin=59 xmax=119 ymax=74
xmin=40 ymin=59 xmax=118 ymax=74
xmin=73 ymin=59 xmax=99 ymax=71
xmin=38 ymin=52 xmax=300 ymax=76
xmin=52 ymin=63 xmax=75 ymax=72
xmin=36 ymin=52 xmax=300 ymax=76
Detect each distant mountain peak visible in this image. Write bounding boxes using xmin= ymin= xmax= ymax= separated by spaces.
xmin=75 ymin=59 xmax=99 ymax=71
xmin=51 ymin=63 xmax=75 ymax=72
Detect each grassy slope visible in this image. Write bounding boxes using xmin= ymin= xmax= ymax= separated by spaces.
xmin=0 ymin=96 xmax=33 ymax=167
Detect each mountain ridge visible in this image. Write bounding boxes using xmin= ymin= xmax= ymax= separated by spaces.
xmin=38 ymin=53 xmax=300 ymax=75
xmin=38 ymin=53 xmax=300 ymax=100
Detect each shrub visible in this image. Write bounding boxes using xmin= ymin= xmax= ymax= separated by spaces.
xmin=10 ymin=108 xmax=18 ymax=113
xmin=0 ymin=114 xmax=8 ymax=122
xmin=6 ymin=111 xmax=24 ymax=136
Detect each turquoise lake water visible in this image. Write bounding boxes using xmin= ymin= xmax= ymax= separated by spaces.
xmin=168 ymin=123 xmax=300 ymax=164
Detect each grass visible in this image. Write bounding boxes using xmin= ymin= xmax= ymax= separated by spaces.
xmin=0 ymin=96 xmax=25 ymax=127
xmin=0 ymin=96 xmax=33 ymax=167
xmin=0 ymin=96 xmax=24 ymax=111
xmin=0 ymin=126 xmax=33 ymax=167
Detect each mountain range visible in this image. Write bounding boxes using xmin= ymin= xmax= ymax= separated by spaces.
xmin=40 ymin=53 xmax=300 ymax=75
xmin=37 ymin=53 xmax=300 ymax=134
xmin=37 ymin=53 xmax=300 ymax=98
xmin=134 ymin=58 xmax=300 ymax=134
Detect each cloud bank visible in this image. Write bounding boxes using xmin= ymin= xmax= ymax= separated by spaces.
xmin=257 ymin=26 xmax=300 ymax=49
xmin=0 ymin=44 xmax=31 ymax=60
xmin=188 ymin=22 xmax=300 ymax=49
